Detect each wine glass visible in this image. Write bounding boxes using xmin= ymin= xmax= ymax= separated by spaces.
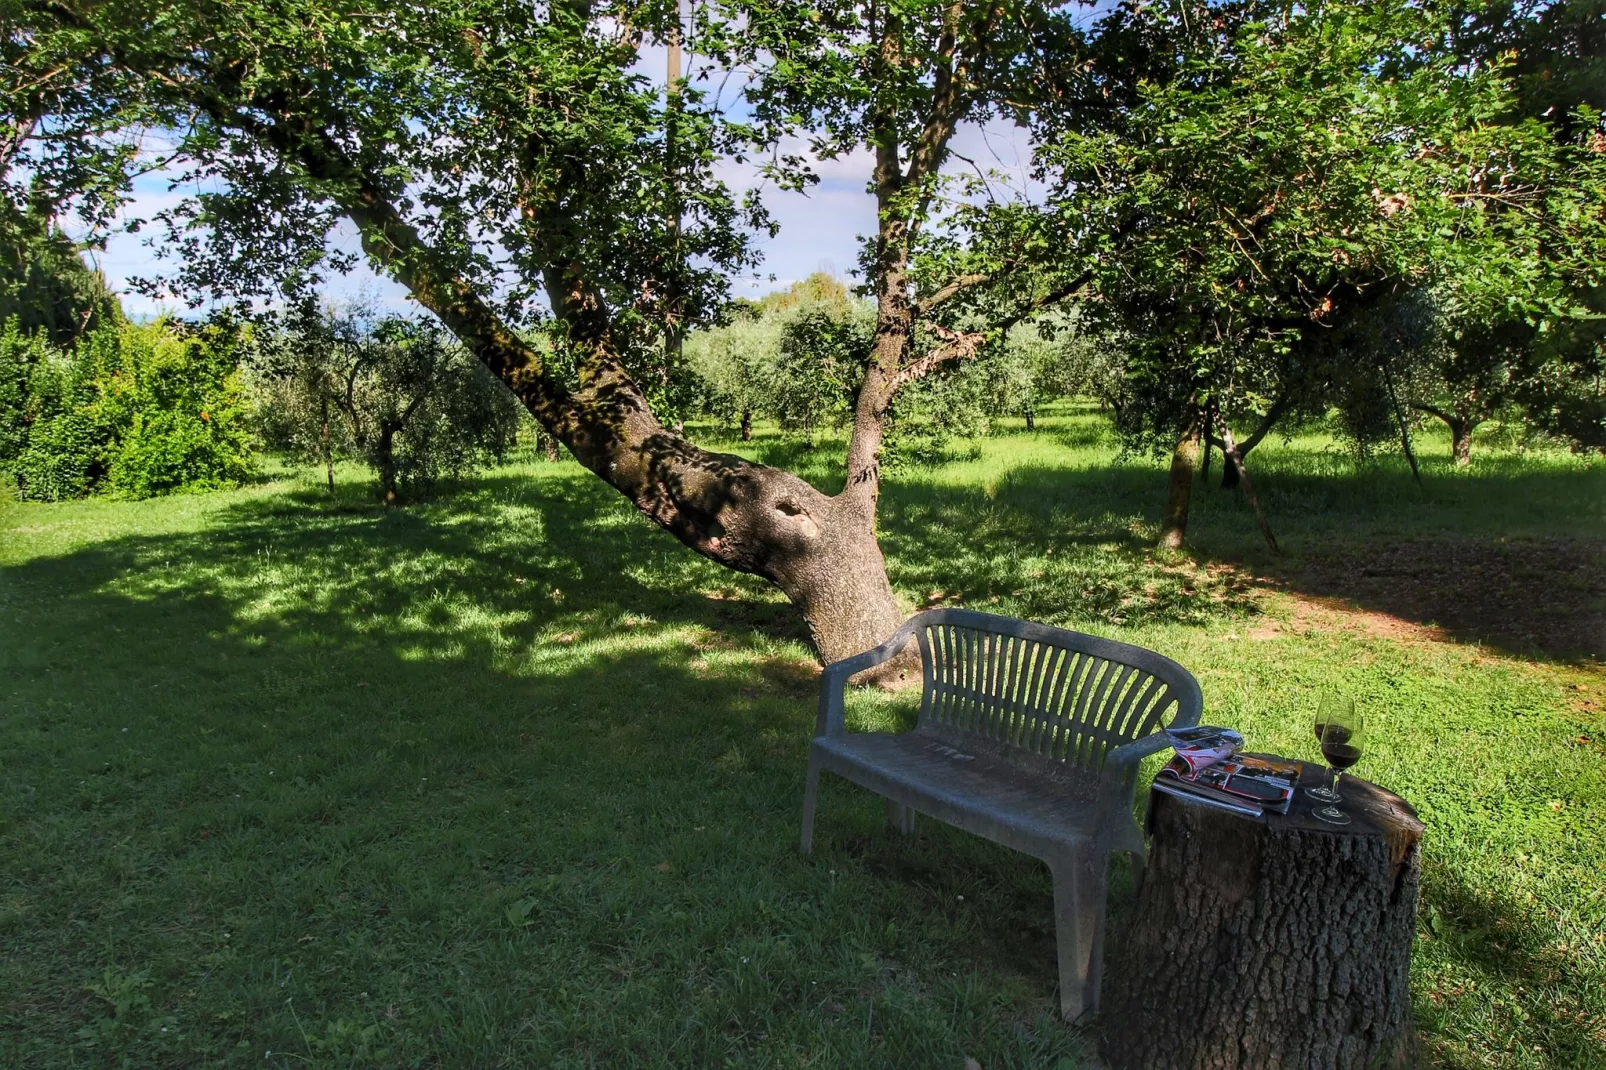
xmin=1304 ymin=694 xmax=1351 ymax=804
xmin=1312 ymin=709 xmax=1365 ymax=826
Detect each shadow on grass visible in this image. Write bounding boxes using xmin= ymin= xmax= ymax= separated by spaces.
xmin=1415 ymin=864 xmax=1606 ymax=1067
xmin=879 ymin=452 xmax=1606 ymax=664
xmin=0 ymin=471 xmax=1085 ymax=1067
xmin=3 ymin=441 xmax=1600 ymax=1064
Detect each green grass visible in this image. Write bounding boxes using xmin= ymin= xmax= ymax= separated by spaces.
xmin=1 ymin=405 xmax=1602 ymax=1068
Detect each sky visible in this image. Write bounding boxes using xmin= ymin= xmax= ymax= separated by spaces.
xmin=86 ymin=39 xmax=1041 ymax=319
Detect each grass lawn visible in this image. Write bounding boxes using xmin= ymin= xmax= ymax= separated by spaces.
xmin=1 ymin=404 xmax=1602 ymax=1068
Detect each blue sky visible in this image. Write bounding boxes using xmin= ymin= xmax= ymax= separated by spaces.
xmin=87 ymin=43 xmax=1039 ymax=318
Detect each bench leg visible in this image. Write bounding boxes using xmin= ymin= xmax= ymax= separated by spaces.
xmin=1050 ymin=843 xmax=1108 ymax=1021
xmin=800 ymin=757 xmax=822 ymax=855
xmin=886 ymin=798 xmax=916 ymax=836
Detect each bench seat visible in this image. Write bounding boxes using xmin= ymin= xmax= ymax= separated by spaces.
xmin=800 ymin=609 xmax=1202 ymax=1019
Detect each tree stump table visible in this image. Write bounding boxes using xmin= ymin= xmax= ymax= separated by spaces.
xmin=1103 ymin=760 xmax=1424 ymax=1070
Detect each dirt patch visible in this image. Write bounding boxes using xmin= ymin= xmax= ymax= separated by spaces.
xmin=1244 ymin=535 xmax=1606 ymax=664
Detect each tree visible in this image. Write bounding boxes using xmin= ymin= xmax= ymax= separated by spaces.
xmin=0 ymin=199 xmax=121 ymax=345
xmin=982 ymin=313 xmax=1089 ymax=431
xmin=12 ymin=0 xmax=1096 ymax=663
xmin=770 ymin=303 xmax=870 ymax=445
xmin=1405 ymin=312 xmax=1529 ymax=466
xmin=251 ymin=303 xmax=524 ymax=502
xmin=1020 ymin=0 xmax=1606 ymax=547
xmin=684 ymin=273 xmax=860 ymax=441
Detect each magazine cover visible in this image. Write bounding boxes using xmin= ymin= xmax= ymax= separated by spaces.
xmin=1164 ymin=725 xmax=1245 ymax=774
xmin=1153 ymin=753 xmax=1303 ymax=816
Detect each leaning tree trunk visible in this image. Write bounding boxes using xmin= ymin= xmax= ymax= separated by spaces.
xmin=1105 ymin=770 xmax=1423 ymax=1070
xmin=268 ymin=115 xmax=909 ymax=666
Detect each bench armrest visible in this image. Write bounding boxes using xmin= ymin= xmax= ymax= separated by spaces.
xmin=1102 ymin=732 xmax=1175 ymax=770
xmin=814 ymin=620 xmax=921 ymax=738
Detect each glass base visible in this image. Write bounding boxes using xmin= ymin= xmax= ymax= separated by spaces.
xmin=1304 ymin=785 xmax=1341 ymax=803
xmin=1312 ymin=805 xmax=1351 ymax=825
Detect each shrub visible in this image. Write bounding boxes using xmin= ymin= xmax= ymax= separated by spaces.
xmin=9 ymin=318 xmax=258 ymax=501
xmin=95 ymin=321 xmax=257 ymax=497
xmin=0 ymin=319 xmax=49 ymax=466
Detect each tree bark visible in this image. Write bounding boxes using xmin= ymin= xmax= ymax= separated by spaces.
xmin=1158 ymin=411 xmax=1201 ymax=550
xmin=1024 ymin=407 xmax=1036 ymax=432
xmin=319 ymin=395 xmax=334 ymax=493
xmin=740 ymin=407 xmax=753 ymax=442
xmin=1217 ymin=393 xmax=1288 ymax=489
xmin=1104 ymin=768 xmax=1423 ymax=1070
xmin=376 ymin=422 xmax=399 ymax=506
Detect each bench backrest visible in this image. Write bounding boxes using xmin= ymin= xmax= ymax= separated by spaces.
xmin=912 ymin=609 xmax=1202 ymax=774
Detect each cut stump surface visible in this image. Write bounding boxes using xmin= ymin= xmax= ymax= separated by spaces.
xmin=1103 ymin=759 xmax=1424 ymax=1070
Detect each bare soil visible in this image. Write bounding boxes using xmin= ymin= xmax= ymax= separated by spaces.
xmin=1244 ymin=535 xmax=1606 ymax=665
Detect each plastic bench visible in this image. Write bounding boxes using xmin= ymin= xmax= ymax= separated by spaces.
xmin=800 ymin=609 xmax=1203 ymax=1018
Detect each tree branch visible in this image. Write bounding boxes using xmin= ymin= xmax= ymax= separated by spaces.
xmin=884 ymin=323 xmax=988 ymax=394
xmin=912 ymin=272 xmax=993 ymax=316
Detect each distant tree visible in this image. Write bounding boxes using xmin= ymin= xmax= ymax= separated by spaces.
xmin=251 ymin=303 xmax=524 ymax=503
xmin=1403 ymin=313 xmax=1531 ymax=466
xmin=0 ymin=201 xmax=121 ymax=346
xmin=684 ymin=312 xmax=780 ymax=441
xmin=982 ymin=313 xmax=1089 ymax=431
xmin=770 ymin=303 xmax=870 ymax=445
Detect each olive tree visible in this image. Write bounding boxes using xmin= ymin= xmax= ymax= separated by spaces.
xmin=252 ymin=303 xmax=523 ymax=502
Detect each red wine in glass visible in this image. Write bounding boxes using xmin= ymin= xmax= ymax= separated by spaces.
xmin=1305 ymin=694 xmax=1353 ymax=805
xmin=1312 ymin=714 xmax=1364 ymax=825
xmin=1321 ymin=732 xmax=1362 ymax=773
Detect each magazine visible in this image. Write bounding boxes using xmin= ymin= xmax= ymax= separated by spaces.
xmin=1164 ymin=725 xmax=1245 ymax=774
xmin=1153 ymin=752 xmax=1303 ymax=816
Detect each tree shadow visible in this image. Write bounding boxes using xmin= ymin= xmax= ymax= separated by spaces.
xmin=878 ymin=452 xmax=1606 ymax=665
xmin=0 ymin=472 xmax=1086 ymax=1066
xmin=1414 ymin=864 xmax=1606 ymax=1067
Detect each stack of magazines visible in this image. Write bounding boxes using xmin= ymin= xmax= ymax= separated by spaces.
xmin=1152 ymin=726 xmax=1301 ymax=816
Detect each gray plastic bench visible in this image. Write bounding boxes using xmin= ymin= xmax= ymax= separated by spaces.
xmin=800 ymin=608 xmax=1203 ymax=1018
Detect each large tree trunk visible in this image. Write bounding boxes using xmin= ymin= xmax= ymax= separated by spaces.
xmin=1158 ymin=412 xmax=1201 ymax=550
xmin=1105 ymin=769 xmax=1423 ymax=1070
xmin=238 ymin=76 xmax=916 ymax=666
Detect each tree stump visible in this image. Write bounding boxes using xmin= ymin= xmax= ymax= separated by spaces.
xmin=1103 ymin=760 xmax=1424 ymax=1070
